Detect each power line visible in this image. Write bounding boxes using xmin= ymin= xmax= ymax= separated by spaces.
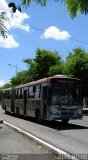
xmin=8 ymin=64 xmax=21 ymax=74
xmin=31 ymin=26 xmax=88 ymax=45
xmin=6 ymin=17 xmax=88 ymax=45
xmin=70 ymin=38 xmax=88 ymax=45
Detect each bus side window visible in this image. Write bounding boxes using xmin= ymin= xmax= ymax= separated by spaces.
xmin=35 ymin=85 xmax=41 ymax=99
xmin=28 ymin=86 xmax=34 ymax=98
xmin=5 ymin=91 xmax=7 ymax=98
xmin=20 ymin=88 xmax=23 ymax=98
xmin=28 ymin=87 xmax=30 ymax=98
xmin=15 ymin=89 xmax=18 ymax=99
xmin=18 ymin=89 xmax=21 ymax=99
xmin=4 ymin=91 xmax=7 ymax=98
xmin=7 ymin=91 xmax=10 ymax=99
xmin=9 ymin=90 xmax=12 ymax=99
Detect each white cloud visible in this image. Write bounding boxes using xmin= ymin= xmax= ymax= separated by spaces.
xmin=7 ymin=10 xmax=30 ymax=32
xmin=0 ymin=0 xmax=8 ymax=11
xmin=0 ymin=34 xmax=19 ymax=48
xmin=0 ymin=0 xmax=30 ymax=48
xmin=41 ymin=26 xmax=71 ymax=40
xmin=0 ymin=80 xmax=6 ymax=87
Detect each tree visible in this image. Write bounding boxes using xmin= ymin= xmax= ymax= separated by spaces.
xmin=63 ymin=47 xmax=88 ymax=96
xmin=22 ymin=0 xmax=88 ymax=17
xmin=24 ymin=48 xmax=63 ymax=80
xmin=48 ymin=64 xmax=64 ymax=76
xmin=22 ymin=0 xmax=47 ymax=6
xmin=0 ymin=12 xmax=8 ymax=38
xmin=10 ymin=70 xmax=30 ymax=86
xmin=10 ymin=48 xmax=63 ymax=86
xmin=65 ymin=0 xmax=88 ymax=18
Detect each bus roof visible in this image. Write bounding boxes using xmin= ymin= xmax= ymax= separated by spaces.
xmin=15 ymin=77 xmax=52 ymax=89
xmin=15 ymin=75 xmax=80 ymax=89
xmin=2 ymin=87 xmax=12 ymax=91
xmin=2 ymin=75 xmax=81 ymax=91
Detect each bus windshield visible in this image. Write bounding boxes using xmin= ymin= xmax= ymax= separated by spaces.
xmin=48 ymin=84 xmax=82 ymax=106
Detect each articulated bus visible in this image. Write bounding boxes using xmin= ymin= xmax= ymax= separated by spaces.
xmin=1 ymin=75 xmax=83 ymax=123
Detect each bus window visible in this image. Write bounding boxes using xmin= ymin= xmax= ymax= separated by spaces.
xmin=15 ymin=89 xmax=18 ymax=99
xmin=28 ymin=86 xmax=34 ymax=98
xmin=20 ymin=88 xmax=23 ymax=98
xmin=49 ymin=83 xmax=82 ymax=106
xmin=9 ymin=90 xmax=12 ymax=99
xmin=35 ymin=85 xmax=41 ymax=99
xmin=28 ymin=88 xmax=30 ymax=98
xmin=48 ymin=84 xmax=68 ymax=105
xmin=68 ymin=85 xmax=82 ymax=105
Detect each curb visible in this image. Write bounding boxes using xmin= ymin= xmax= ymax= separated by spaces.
xmin=3 ymin=120 xmax=78 ymax=160
xmin=83 ymin=109 xmax=88 ymax=116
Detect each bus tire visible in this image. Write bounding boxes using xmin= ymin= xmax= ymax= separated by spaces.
xmin=35 ymin=109 xmax=41 ymax=124
xmin=16 ymin=107 xmax=20 ymax=117
xmin=62 ymin=119 xmax=69 ymax=124
xmin=5 ymin=105 xmax=7 ymax=114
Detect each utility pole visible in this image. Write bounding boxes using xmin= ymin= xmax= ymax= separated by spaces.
xmin=8 ymin=64 xmax=21 ymax=74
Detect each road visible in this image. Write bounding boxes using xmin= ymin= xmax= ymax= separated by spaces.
xmin=0 ymin=106 xmax=88 ymax=159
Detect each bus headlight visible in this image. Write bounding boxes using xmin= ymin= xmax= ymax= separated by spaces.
xmin=50 ymin=107 xmax=61 ymax=114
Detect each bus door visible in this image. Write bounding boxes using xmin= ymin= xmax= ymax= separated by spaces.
xmin=23 ymin=89 xmax=27 ymax=115
xmin=11 ymin=89 xmax=15 ymax=113
xmin=42 ymin=86 xmax=48 ymax=118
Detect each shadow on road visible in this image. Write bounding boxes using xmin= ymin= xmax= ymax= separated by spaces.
xmin=4 ymin=112 xmax=88 ymax=131
xmin=42 ymin=120 xmax=88 ymax=131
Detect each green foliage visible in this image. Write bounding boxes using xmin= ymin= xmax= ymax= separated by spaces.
xmin=64 ymin=47 xmax=88 ymax=96
xmin=8 ymin=2 xmax=21 ymax=13
xmin=48 ymin=64 xmax=63 ymax=76
xmin=64 ymin=47 xmax=88 ymax=77
xmin=0 ymin=83 xmax=11 ymax=92
xmin=10 ymin=70 xmax=31 ymax=86
xmin=22 ymin=0 xmax=88 ymax=17
xmin=10 ymin=48 xmax=62 ymax=86
xmin=65 ymin=0 xmax=88 ymax=18
xmin=2 ymin=47 xmax=88 ymax=96
xmin=24 ymin=48 xmax=63 ymax=80
xmin=22 ymin=0 xmax=47 ymax=6
xmin=0 ymin=12 xmax=8 ymax=38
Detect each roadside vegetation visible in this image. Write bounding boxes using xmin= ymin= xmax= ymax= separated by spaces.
xmin=0 ymin=47 xmax=88 ymax=97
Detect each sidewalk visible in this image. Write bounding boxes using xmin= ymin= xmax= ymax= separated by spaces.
xmin=83 ymin=108 xmax=88 ymax=115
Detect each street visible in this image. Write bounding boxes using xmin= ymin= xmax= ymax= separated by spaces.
xmin=0 ymin=106 xmax=88 ymax=159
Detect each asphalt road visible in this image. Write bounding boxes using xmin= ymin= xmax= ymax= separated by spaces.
xmin=0 ymin=106 xmax=88 ymax=159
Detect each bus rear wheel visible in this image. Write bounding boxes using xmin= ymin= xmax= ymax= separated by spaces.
xmin=16 ymin=107 xmax=20 ymax=117
xmin=5 ymin=105 xmax=7 ymax=114
xmin=35 ymin=110 xmax=41 ymax=124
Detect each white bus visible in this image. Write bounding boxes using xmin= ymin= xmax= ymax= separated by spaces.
xmin=1 ymin=75 xmax=83 ymax=123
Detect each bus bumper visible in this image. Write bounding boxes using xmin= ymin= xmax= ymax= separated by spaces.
xmin=48 ymin=113 xmax=83 ymax=121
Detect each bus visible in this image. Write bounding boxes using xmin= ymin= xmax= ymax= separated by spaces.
xmin=1 ymin=75 xmax=83 ymax=123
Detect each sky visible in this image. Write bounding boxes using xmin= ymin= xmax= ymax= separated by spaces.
xmin=0 ymin=0 xmax=88 ymax=86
